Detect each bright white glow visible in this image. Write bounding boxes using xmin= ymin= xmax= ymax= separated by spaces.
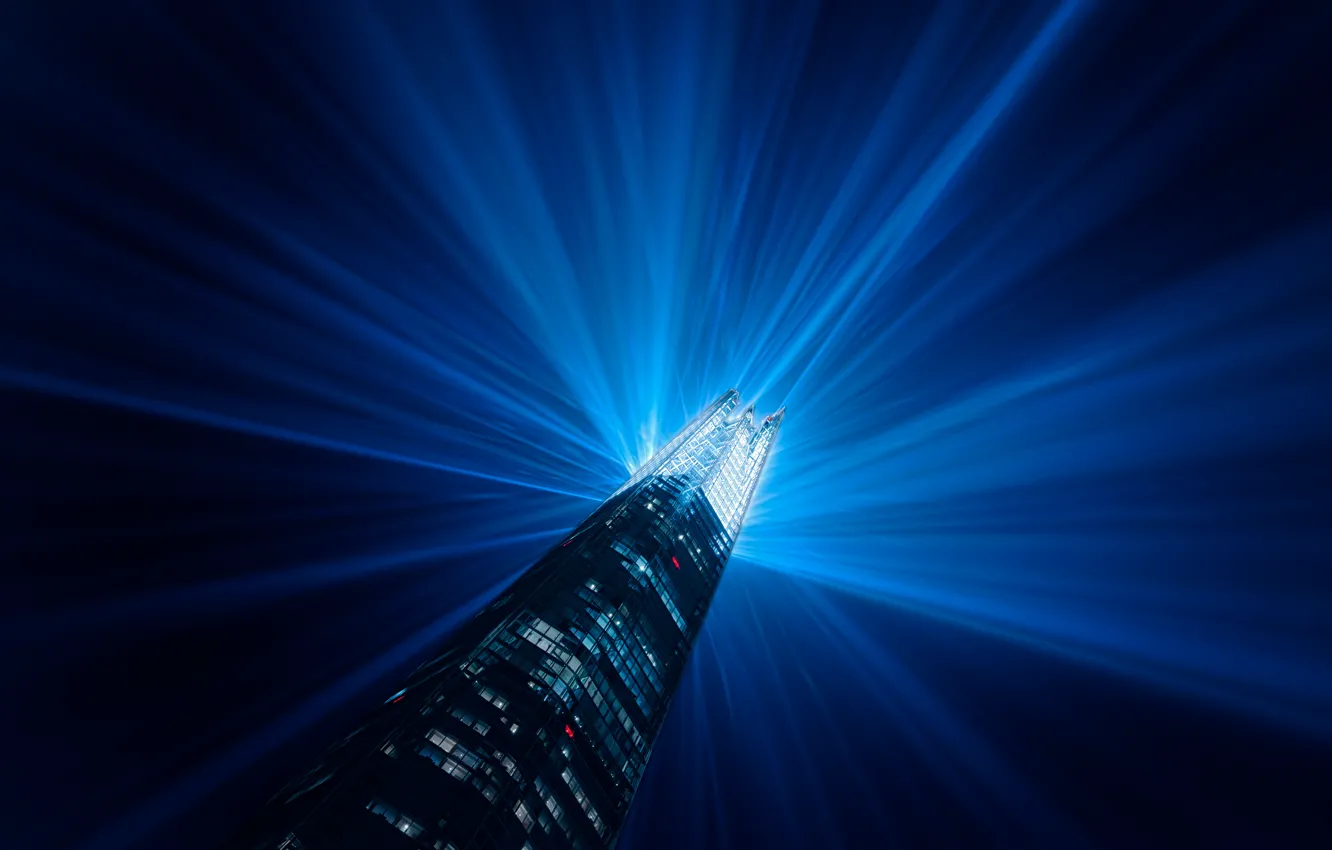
xmin=623 ymin=392 xmax=783 ymax=540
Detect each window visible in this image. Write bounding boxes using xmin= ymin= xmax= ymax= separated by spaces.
xmin=396 ymin=817 xmax=424 ymax=838
xmin=420 ymin=731 xmax=475 ymax=781
xmin=515 ymin=801 xmax=535 ymax=831
xmin=535 ymin=776 xmax=569 ymax=830
xmin=365 ymin=799 xmax=423 ymax=839
xmin=477 ymin=685 xmax=509 ymax=711
xmin=494 ymin=752 xmax=522 ymax=781
xmin=562 ymin=766 xmax=608 ymax=836
xmin=450 ymin=708 xmax=491 ymax=735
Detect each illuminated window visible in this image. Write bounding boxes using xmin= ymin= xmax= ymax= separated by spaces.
xmin=515 ymin=800 xmax=535 ymax=831
xmin=365 ymin=799 xmax=423 ymax=838
xmin=562 ymin=765 xmax=608 ymax=837
xmin=477 ymin=685 xmax=509 ymax=711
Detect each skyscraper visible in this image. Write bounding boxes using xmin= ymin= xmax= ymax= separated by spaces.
xmin=227 ymin=390 xmax=783 ymax=850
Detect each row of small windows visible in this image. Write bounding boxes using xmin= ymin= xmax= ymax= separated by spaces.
xmin=579 ymin=671 xmax=648 ymax=784
xmin=479 ymin=621 xmax=584 ymax=710
xmin=514 ymin=799 xmax=536 ymax=831
xmin=567 ymin=560 xmax=680 ymax=739
xmin=608 ymin=612 xmax=665 ymax=696
xmin=504 ymin=614 xmax=603 ymax=712
xmin=627 ymin=548 xmax=687 ymax=633
xmin=529 ymin=637 xmax=645 ymax=791
xmin=463 ymin=603 xmax=658 ymax=793
xmin=450 ymin=707 xmax=492 ymax=736
xmin=594 ymin=631 xmax=650 ymax=713
xmin=521 ymin=626 xmax=579 ymax=668
xmin=630 ymin=627 xmax=664 ymax=677
xmin=534 ymin=776 xmax=577 ymax=844
xmin=495 ymin=750 xmax=522 ymax=782
xmin=365 ymin=798 xmax=460 ymax=850
xmin=457 ymin=669 xmax=520 ymax=734
xmin=420 ymin=730 xmax=503 ymax=803
xmin=476 ymin=684 xmax=509 ymax=711
xmin=562 ymin=766 xmax=608 ymax=837
xmin=586 ymin=674 xmax=646 ymax=754
xmin=365 ymin=799 xmax=424 ymax=839
xmin=590 ymin=610 xmax=660 ymax=715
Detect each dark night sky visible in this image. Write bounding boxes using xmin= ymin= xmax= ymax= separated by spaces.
xmin=2 ymin=1 xmax=1331 ymax=849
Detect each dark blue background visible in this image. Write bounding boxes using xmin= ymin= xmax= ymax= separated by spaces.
xmin=3 ymin=1 xmax=1331 ymax=849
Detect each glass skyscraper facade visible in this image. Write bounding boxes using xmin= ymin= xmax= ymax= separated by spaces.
xmin=227 ymin=390 xmax=783 ymax=850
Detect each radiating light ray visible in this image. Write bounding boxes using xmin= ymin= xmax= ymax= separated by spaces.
xmin=3 ymin=1 xmax=1331 ymax=849
xmin=0 ymin=365 xmax=603 ymax=501
xmin=768 ymin=551 xmax=1332 ymax=739
xmin=4 ymin=529 xmax=565 ymax=638
xmin=764 ymin=0 xmax=1089 ymax=404
xmin=793 ymin=583 xmax=1095 ymax=848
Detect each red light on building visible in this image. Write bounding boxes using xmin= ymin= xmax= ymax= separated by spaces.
xmin=671 ymin=556 xmax=680 ymax=569
xmin=565 ymin=724 xmax=575 ymax=738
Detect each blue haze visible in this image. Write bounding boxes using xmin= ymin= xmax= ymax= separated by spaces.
xmin=2 ymin=2 xmax=1330 ymax=849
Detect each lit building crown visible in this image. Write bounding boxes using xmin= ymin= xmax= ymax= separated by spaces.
xmin=614 ymin=390 xmax=784 ymax=539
